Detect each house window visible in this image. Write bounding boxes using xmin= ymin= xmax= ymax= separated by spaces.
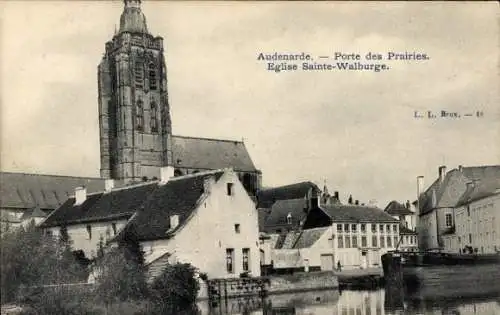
xmin=387 ymin=236 xmax=392 ymax=248
xmin=234 ymin=224 xmax=240 ymax=233
xmin=134 ymin=61 xmax=144 ymax=89
xmin=393 ymin=224 xmax=398 ymax=233
xmin=112 ymin=223 xmax=117 ymax=235
xmin=46 ymin=230 xmax=53 ymax=237
xmin=226 ymin=248 xmax=234 ymax=273
xmin=351 ymin=224 xmax=357 ymax=233
xmin=337 ymin=224 xmax=343 ymax=233
xmin=469 ymin=234 xmax=472 ymax=243
xmin=150 ymin=100 xmax=158 ymax=133
xmin=371 ymin=224 xmax=377 ymax=233
xmin=227 ymin=183 xmax=234 ymax=196
xmin=344 ymin=224 xmax=350 ymax=233
xmin=338 ymin=236 xmax=344 ymax=248
xmin=148 ymin=62 xmax=157 ymax=90
xmin=386 ymin=224 xmax=390 ymax=233
xmin=345 ymin=236 xmax=351 ymax=248
xmin=372 ymin=235 xmax=378 ymax=247
xmin=242 ymin=248 xmax=250 ymax=272
xmin=136 ymin=99 xmax=144 ymax=131
xmin=445 ymin=213 xmax=453 ymax=227
xmin=379 ymin=224 xmax=384 ymax=233
xmin=86 ymin=225 xmax=92 ymax=240
xmin=352 ymin=236 xmax=358 ymax=248
xmin=380 ymin=236 xmax=385 ymax=248
xmin=361 ymin=224 xmax=366 ymax=233
xmin=467 ymin=205 xmax=470 ymax=216
xmin=361 ymin=236 xmax=367 ymax=247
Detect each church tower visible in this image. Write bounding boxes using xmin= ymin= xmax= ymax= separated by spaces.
xmin=98 ymin=0 xmax=172 ymax=183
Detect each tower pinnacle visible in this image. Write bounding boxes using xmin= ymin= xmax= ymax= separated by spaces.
xmin=119 ymin=0 xmax=148 ymax=34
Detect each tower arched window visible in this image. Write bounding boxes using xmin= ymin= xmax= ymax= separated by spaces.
xmin=134 ymin=61 xmax=144 ymax=89
xmin=150 ymin=99 xmax=158 ymax=133
xmin=136 ymin=99 xmax=144 ymax=131
xmin=148 ymin=62 xmax=157 ymax=90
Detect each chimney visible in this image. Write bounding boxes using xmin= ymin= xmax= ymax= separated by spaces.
xmin=160 ymin=166 xmax=175 ymax=184
xmin=105 ymin=179 xmax=114 ymax=192
xmin=203 ymin=176 xmax=216 ymax=193
xmin=170 ymin=214 xmax=179 ymax=230
xmin=417 ymin=176 xmax=424 ymax=197
xmin=458 ymin=165 xmax=463 ymax=172
xmin=355 ymin=200 xmax=359 ymax=205
xmin=348 ymin=195 xmax=353 ymax=204
xmin=438 ymin=166 xmax=447 ymax=182
xmin=75 ymin=186 xmax=87 ymax=205
xmin=334 ymin=191 xmax=339 ymax=200
xmin=406 ymin=200 xmax=410 ymax=209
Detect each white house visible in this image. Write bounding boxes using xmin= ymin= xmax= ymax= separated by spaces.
xmin=443 ymin=180 xmax=500 ymax=254
xmin=41 ymin=167 xmax=261 ymax=281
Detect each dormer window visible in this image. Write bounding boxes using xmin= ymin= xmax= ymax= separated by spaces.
xmin=286 ymin=213 xmax=292 ymax=225
xmin=227 ymin=183 xmax=234 ymax=196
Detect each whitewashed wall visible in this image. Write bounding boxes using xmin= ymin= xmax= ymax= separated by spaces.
xmin=142 ymin=170 xmax=261 ymax=279
xmin=47 ymin=220 xmax=128 ymax=258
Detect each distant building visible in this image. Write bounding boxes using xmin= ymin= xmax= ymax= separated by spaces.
xmin=417 ymin=165 xmax=500 ymax=251
xmin=0 ymin=172 xmax=105 ymax=234
xmin=40 ymin=168 xmax=261 ymax=281
xmin=303 ymin=204 xmax=400 ymax=269
xmin=384 ymin=200 xmax=418 ymax=251
xmin=257 ymin=182 xmax=321 ymax=234
xmin=443 ymin=178 xmax=500 ymax=254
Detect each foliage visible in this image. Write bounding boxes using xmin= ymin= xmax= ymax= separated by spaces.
xmin=94 ymin=229 xmax=148 ymax=303
xmin=150 ymin=263 xmax=200 ymax=312
xmin=0 ymin=222 xmax=87 ymax=303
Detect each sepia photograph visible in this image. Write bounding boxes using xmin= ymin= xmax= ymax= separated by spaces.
xmin=1 ymin=1 xmax=499 ymax=314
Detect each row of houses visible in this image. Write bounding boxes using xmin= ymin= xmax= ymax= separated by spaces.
xmin=417 ymin=165 xmax=500 ymax=254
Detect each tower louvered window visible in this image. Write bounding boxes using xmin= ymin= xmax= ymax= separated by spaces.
xmin=148 ymin=62 xmax=157 ymax=90
xmin=134 ymin=61 xmax=144 ymax=89
xmin=150 ymin=99 xmax=158 ymax=132
xmin=136 ymin=99 xmax=144 ymax=131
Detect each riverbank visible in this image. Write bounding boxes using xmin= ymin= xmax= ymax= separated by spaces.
xmin=335 ymin=267 xmax=384 ymax=289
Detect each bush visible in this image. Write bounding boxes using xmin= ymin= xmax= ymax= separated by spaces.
xmin=150 ymin=263 xmax=200 ymax=312
xmin=1 ymin=223 xmax=87 ymax=303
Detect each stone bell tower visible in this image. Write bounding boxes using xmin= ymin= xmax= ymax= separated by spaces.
xmin=98 ymin=0 xmax=173 ymax=183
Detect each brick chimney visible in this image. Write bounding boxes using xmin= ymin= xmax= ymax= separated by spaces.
xmin=75 ymin=186 xmax=87 ymax=205
xmin=105 ymin=179 xmax=114 ymax=192
xmin=438 ymin=165 xmax=447 ymax=182
xmin=160 ymin=166 xmax=175 ymax=184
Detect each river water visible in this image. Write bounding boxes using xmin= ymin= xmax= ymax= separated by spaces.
xmin=198 ymin=289 xmax=500 ymax=315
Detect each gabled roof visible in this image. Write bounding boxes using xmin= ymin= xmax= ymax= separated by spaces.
xmin=293 ymin=227 xmax=329 ymax=249
xmin=320 ymin=205 xmax=399 ymax=223
xmin=0 ymin=172 xmax=105 ymax=210
xmin=171 ymin=135 xmax=258 ymax=173
xmin=115 ymin=170 xmax=225 ymax=242
xmin=256 ymin=181 xmax=319 ymax=208
xmin=39 ymin=182 xmax=158 ymax=227
xmin=259 ymin=198 xmax=308 ymax=232
xmin=419 ymin=165 xmax=500 ymax=215
xmin=384 ymin=201 xmax=414 ymax=216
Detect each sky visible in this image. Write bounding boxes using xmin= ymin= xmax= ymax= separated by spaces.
xmin=1 ymin=1 xmax=498 ymax=208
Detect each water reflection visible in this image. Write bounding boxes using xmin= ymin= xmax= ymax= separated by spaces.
xmin=198 ymin=289 xmax=500 ymax=315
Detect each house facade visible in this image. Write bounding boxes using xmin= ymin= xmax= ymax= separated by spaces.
xmin=266 ymin=204 xmax=400 ymax=272
xmin=384 ymin=200 xmax=418 ymax=251
xmin=40 ymin=168 xmax=261 ymax=280
xmin=417 ymin=165 xmax=500 ymax=252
